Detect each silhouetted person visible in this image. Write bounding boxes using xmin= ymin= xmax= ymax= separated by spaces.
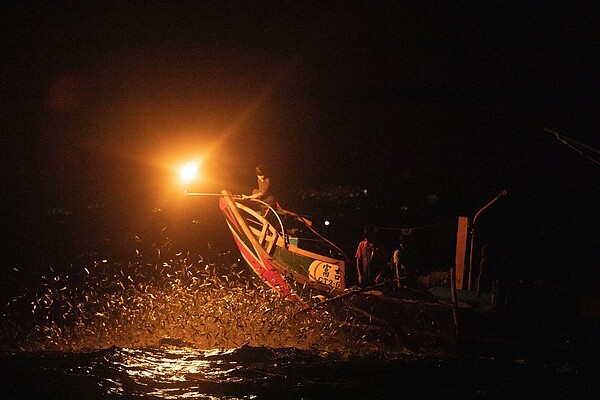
xmin=478 ymin=243 xmax=508 ymax=309
xmin=241 ymin=165 xmax=276 ymax=216
xmin=392 ymin=236 xmax=410 ymax=287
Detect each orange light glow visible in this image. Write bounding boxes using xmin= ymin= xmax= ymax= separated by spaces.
xmin=180 ymin=162 xmax=200 ymax=185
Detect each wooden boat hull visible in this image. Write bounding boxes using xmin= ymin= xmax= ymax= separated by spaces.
xmin=219 ymin=190 xmax=346 ymax=301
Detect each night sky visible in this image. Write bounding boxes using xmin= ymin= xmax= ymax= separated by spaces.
xmin=2 ymin=3 xmax=599 ymax=274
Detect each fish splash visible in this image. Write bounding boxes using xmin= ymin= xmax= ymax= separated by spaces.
xmin=1 ymin=254 xmax=404 ymax=355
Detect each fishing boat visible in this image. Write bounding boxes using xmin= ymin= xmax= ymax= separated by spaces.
xmin=218 ymin=190 xmax=347 ymax=303
xmin=215 ymin=190 xmax=594 ymax=355
xmin=216 ymin=190 xmax=466 ymax=345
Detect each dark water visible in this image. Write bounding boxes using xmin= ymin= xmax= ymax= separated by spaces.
xmin=2 ymin=344 xmax=599 ymax=400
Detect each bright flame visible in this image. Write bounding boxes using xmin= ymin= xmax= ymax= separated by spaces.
xmin=180 ymin=162 xmax=199 ymax=185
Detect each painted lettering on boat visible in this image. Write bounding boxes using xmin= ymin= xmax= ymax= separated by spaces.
xmin=308 ymin=261 xmax=342 ymax=289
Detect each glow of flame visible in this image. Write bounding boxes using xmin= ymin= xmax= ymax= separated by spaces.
xmin=180 ymin=162 xmax=200 ymax=185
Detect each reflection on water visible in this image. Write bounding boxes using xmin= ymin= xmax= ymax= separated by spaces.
xmin=2 ymin=344 xmax=599 ymax=399
xmin=105 ymin=346 xmax=237 ymax=399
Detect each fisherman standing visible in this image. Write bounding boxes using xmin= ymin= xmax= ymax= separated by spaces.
xmin=392 ymin=236 xmax=408 ymax=287
xmin=355 ymin=227 xmax=387 ymax=287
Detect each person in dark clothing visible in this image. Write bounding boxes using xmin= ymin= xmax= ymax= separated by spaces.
xmin=241 ymin=165 xmax=277 ymax=216
xmin=392 ymin=236 xmax=410 ymax=287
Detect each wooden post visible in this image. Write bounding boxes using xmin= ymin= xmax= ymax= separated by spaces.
xmin=454 ymin=216 xmax=469 ymax=290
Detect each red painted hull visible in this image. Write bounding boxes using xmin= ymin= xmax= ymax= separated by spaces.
xmin=219 ymin=191 xmax=302 ymax=302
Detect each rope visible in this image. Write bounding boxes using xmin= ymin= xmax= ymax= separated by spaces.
xmin=377 ymin=220 xmax=455 ymax=235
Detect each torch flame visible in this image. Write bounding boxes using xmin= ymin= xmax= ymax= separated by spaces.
xmin=180 ymin=162 xmax=199 ymax=185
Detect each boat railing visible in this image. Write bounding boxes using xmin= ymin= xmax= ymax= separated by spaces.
xmin=239 ymin=198 xmax=286 ymax=236
xmin=239 ymin=197 xmax=349 ymax=264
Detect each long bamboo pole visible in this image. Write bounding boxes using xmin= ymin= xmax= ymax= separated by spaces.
xmin=184 ymin=191 xmax=237 ymax=196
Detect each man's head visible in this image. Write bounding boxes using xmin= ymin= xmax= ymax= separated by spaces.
xmin=363 ymin=226 xmax=375 ymax=242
